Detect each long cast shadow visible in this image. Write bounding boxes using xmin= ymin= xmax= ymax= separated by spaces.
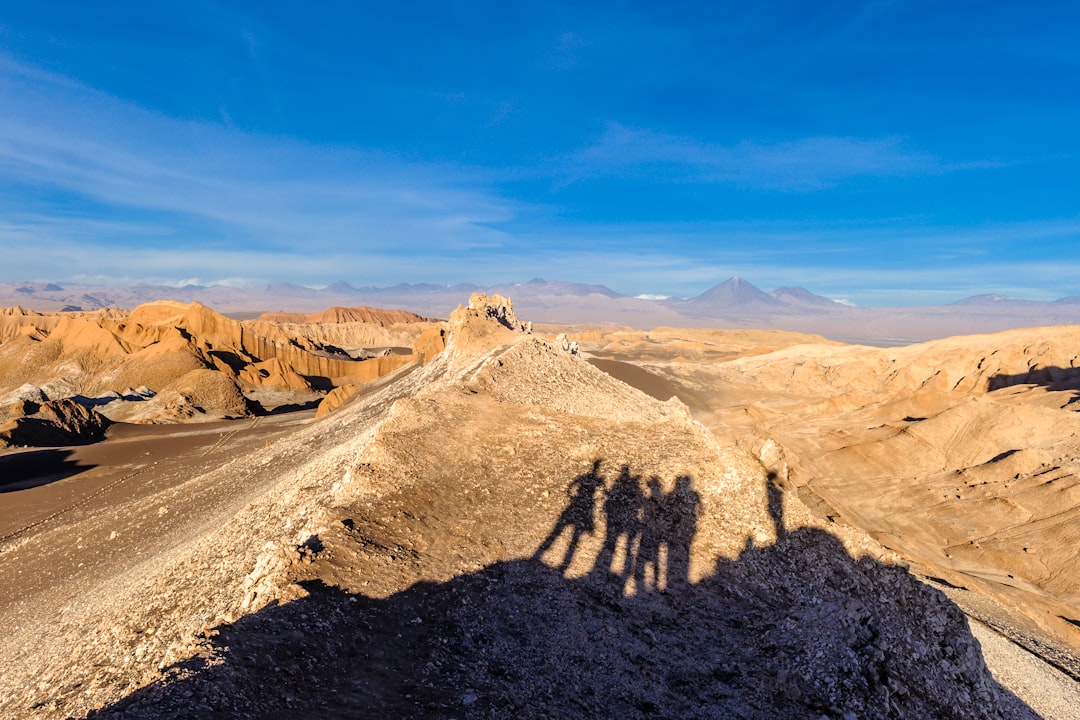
xmin=989 ymin=365 xmax=1080 ymax=404
xmin=0 ymin=449 xmax=94 ymax=493
xmin=87 ymin=462 xmax=1036 ymax=719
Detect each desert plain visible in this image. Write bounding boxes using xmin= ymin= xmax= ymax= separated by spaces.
xmin=0 ymin=290 xmax=1078 ymax=718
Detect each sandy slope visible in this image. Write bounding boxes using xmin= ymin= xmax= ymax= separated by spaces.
xmin=582 ymin=324 xmax=1080 ymax=710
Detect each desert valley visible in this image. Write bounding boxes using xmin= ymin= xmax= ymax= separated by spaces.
xmin=0 ymin=287 xmax=1078 ymax=718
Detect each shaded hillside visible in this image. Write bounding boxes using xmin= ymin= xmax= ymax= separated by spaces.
xmin=99 ymin=472 xmax=1025 ymax=719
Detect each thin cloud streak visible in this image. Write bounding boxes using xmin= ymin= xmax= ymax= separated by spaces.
xmin=5 ymin=217 xmax=1079 ymax=307
xmin=566 ymin=123 xmax=938 ymax=190
xmin=2 ymin=48 xmax=1078 ymax=308
xmin=0 ymin=55 xmax=519 ymax=255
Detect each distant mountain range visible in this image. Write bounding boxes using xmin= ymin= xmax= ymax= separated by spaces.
xmin=3 ymin=276 xmax=1080 ymax=345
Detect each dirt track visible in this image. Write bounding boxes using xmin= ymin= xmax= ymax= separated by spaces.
xmin=0 ymin=411 xmax=315 ymax=619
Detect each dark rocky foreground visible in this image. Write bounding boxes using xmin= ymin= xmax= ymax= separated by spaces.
xmin=94 ymin=474 xmax=1033 ymax=720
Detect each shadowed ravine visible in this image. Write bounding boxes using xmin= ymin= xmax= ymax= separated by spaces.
xmin=91 ymin=464 xmax=1034 ymax=720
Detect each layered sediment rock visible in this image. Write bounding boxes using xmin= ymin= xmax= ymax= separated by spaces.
xmin=0 ymin=301 xmax=433 ymax=432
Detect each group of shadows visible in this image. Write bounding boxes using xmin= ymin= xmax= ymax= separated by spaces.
xmin=533 ymin=462 xmax=699 ymax=594
xmin=88 ymin=462 xmax=1033 ymax=720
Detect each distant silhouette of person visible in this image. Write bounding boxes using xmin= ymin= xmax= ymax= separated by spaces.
xmin=594 ymin=465 xmax=643 ymax=581
xmin=534 ymin=461 xmax=604 ymax=573
xmin=665 ymin=475 xmax=699 ymax=589
xmin=634 ymin=477 xmax=665 ymax=592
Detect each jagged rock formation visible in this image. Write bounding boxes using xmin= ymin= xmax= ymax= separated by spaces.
xmin=0 ymin=301 xmax=427 ymax=433
xmin=247 ymin=306 xmax=434 ymax=361
xmin=0 ymin=294 xmax=1035 ymax=719
xmin=0 ymin=398 xmax=112 ymax=448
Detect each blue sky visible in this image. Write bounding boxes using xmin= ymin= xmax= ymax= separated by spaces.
xmin=1 ymin=1 xmax=1079 ymax=305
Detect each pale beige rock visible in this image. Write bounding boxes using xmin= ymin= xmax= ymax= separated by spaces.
xmin=315 ymin=384 xmax=358 ymax=417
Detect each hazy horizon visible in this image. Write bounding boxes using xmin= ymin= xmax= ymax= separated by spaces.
xmin=8 ymin=272 xmax=1080 ymax=308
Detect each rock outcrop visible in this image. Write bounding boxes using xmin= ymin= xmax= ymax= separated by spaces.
xmin=0 ymin=398 xmax=112 ymax=448
xmin=314 ymin=384 xmax=358 ymax=418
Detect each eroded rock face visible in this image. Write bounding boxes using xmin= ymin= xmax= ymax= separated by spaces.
xmin=0 ymin=301 xmax=429 ymax=435
xmin=253 ymin=306 xmax=428 ymax=326
xmin=315 ymin=384 xmax=358 ymax=418
xmin=412 ymin=323 xmax=447 ymax=363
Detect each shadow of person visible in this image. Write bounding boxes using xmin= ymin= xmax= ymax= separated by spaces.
xmin=633 ymin=477 xmax=664 ymax=593
xmin=592 ymin=464 xmax=643 ymax=584
xmin=664 ymin=475 xmax=699 ymax=591
xmin=532 ymin=460 xmax=604 ymax=573
xmin=766 ymin=471 xmax=785 ymax=541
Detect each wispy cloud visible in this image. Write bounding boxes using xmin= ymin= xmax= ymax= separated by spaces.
xmin=5 ymin=211 xmax=1080 ymax=306
xmin=476 ymin=217 xmax=1080 ymax=304
xmin=566 ymin=123 xmax=937 ymax=190
xmin=0 ymin=55 xmax=520 ymax=262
